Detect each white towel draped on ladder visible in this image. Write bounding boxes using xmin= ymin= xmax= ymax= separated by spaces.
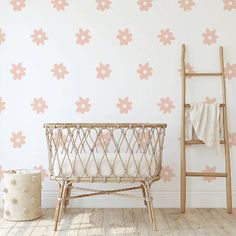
xmin=186 ymin=103 xmax=220 ymax=151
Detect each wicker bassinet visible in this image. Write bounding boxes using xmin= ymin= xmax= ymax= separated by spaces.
xmin=44 ymin=123 xmax=167 ymax=231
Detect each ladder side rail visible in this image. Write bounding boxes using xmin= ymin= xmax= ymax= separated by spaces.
xmin=180 ymin=44 xmax=187 ymax=213
xmin=219 ymin=46 xmax=232 ymax=213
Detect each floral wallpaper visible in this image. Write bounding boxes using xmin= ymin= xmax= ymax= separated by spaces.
xmin=0 ymin=0 xmax=236 ymax=207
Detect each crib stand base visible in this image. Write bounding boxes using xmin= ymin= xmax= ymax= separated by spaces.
xmin=53 ymin=178 xmax=159 ymax=231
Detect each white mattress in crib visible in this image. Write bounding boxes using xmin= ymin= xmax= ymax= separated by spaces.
xmin=52 ymin=153 xmax=161 ymax=178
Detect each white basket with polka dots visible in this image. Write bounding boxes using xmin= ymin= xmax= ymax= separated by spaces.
xmin=3 ymin=169 xmax=42 ymax=221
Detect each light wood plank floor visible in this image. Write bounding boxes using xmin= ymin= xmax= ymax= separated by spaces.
xmin=0 ymin=208 xmax=236 ymax=236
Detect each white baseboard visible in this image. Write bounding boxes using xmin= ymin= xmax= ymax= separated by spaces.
xmin=1 ymin=188 xmax=235 ymax=208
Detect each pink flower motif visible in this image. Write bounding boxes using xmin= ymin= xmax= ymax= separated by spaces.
xmin=223 ymin=0 xmax=236 ymax=11
xmin=137 ymin=0 xmax=153 ymax=11
xmin=96 ymin=0 xmax=111 ymax=11
xmin=202 ymin=165 xmax=216 ymax=182
xmin=10 ymin=63 xmax=26 ymax=80
xmin=117 ymin=29 xmax=132 ymax=46
xmin=178 ymin=63 xmax=195 ymax=79
xmin=96 ymin=63 xmax=111 ymax=80
xmin=76 ymin=28 xmax=91 ymax=45
xmin=31 ymin=29 xmax=48 ymax=45
xmin=10 ymin=131 xmax=26 ymax=148
xmin=178 ymin=0 xmax=195 ymax=11
xmin=204 ymin=97 xmax=216 ymax=104
xmin=158 ymin=29 xmax=175 ymax=45
xmin=76 ymin=97 xmax=91 ymax=114
xmin=96 ymin=132 xmax=111 ymax=149
xmin=228 ymin=132 xmax=236 ymax=148
xmin=0 ymin=29 xmax=6 ymax=45
xmin=158 ymin=97 xmax=175 ymax=114
xmin=0 ymin=97 xmax=6 ymax=113
xmin=31 ymin=97 xmax=48 ymax=114
xmin=51 ymin=63 xmax=68 ymax=80
xmin=160 ymin=165 xmax=175 ymax=182
xmin=202 ymin=29 xmax=218 ymax=45
xmin=51 ymin=0 xmax=69 ymax=11
xmin=225 ymin=63 xmax=236 ymax=79
xmin=10 ymin=0 xmax=26 ymax=11
xmin=34 ymin=165 xmax=49 ymax=181
xmin=137 ymin=63 xmax=153 ymax=80
xmin=116 ymin=97 xmax=132 ymax=114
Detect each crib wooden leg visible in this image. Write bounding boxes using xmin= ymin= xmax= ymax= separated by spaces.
xmin=54 ymin=181 xmax=67 ymax=231
xmin=142 ymin=182 xmax=157 ymax=230
xmin=64 ymin=182 xmax=72 ymax=213
xmin=54 ymin=203 xmax=59 ymax=222
xmin=143 ymin=184 xmax=153 ymax=224
xmin=141 ymin=186 xmax=147 ymax=206
xmin=54 ymin=183 xmax=62 ymax=222
xmin=146 ymin=183 xmax=156 ymax=230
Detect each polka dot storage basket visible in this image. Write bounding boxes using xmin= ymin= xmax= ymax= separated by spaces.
xmin=3 ymin=169 xmax=42 ymax=221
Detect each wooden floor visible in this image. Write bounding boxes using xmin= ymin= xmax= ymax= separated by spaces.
xmin=0 ymin=208 xmax=236 ymax=236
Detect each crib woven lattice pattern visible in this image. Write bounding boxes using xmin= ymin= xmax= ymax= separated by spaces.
xmin=44 ymin=123 xmax=167 ymax=181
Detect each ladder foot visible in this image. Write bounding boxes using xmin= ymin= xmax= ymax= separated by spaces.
xmin=227 ymin=208 xmax=232 ymax=214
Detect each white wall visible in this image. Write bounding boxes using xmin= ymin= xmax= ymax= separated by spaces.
xmin=0 ymin=0 xmax=236 ymax=208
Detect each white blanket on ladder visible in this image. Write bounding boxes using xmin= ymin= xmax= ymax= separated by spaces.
xmin=186 ymin=103 xmax=220 ymax=151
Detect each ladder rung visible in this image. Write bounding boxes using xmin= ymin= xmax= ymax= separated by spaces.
xmin=185 ymin=72 xmax=222 ymax=77
xmin=186 ymin=172 xmax=227 ymax=177
xmin=185 ymin=140 xmax=226 ymax=145
xmin=185 ymin=103 xmax=225 ymax=108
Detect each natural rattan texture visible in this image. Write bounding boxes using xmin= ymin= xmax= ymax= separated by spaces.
xmin=44 ymin=123 xmax=166 ymax=182
xmin=43 ymin=123 xmax=167 ymax=231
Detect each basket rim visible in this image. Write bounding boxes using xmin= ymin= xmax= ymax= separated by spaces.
xmin=43 ymin=122 xmax=167 ymax=128
xmin=4 ymin=169 xmax=41 ymax=175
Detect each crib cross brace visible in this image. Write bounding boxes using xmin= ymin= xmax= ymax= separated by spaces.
xmin=68 ymin=185 xmax=144 ymax=200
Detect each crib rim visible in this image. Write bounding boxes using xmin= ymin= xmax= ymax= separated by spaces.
xmin=43 ymin=122 xmax=167 ymax=128
xmin=50 ymin=175 xmax=160 ymax=183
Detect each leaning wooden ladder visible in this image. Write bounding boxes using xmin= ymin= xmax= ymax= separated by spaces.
xmin=180 ymin=44 xmax=232 ymax=213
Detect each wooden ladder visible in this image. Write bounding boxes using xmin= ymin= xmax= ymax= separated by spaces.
xmin=180 ymin=44 xmax=232 ymax=213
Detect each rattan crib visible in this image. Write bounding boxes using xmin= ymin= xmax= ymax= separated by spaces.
xmin=44 ymin=123 xmax=167 ymax=230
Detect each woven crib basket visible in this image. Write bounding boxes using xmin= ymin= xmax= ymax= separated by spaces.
xmin=44 ymin=123 xmax=167 ymax=182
